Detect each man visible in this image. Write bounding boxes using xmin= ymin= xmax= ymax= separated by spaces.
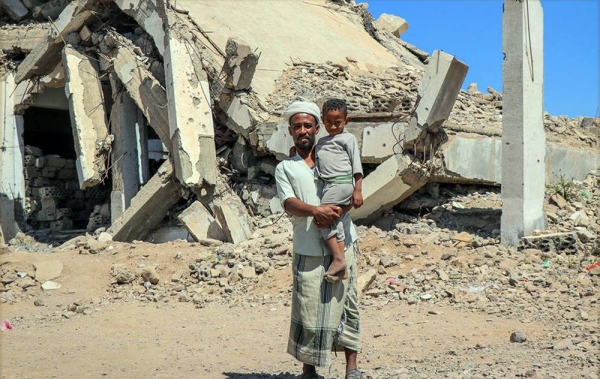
xmin=275 ymin=101 xmax=362 ymax=379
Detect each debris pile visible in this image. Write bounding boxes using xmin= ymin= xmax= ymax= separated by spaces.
xmin=0 ymin=0 xmax=598 ymax=251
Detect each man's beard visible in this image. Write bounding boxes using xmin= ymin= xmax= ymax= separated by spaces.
xmin=295 ymin=139 xmax=314 ymax=151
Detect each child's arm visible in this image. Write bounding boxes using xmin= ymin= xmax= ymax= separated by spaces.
xmin=352 ymin=173 xmax=363 ymax=208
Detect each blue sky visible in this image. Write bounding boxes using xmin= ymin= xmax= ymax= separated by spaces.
xmin=361 ymin=0 xmax=599 ymax=118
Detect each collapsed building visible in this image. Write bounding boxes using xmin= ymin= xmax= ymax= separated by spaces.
xmin=0 ymin=0 xmax=598 ymax=246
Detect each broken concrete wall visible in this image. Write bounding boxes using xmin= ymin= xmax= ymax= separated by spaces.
xmin=62 ymin=45 xmax=110 ymax=189
xmin=0 ymin=23 xmax=49 ymax=52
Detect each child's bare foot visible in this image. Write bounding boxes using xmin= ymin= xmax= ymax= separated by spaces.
xmin=324 ymin=260 xmax=347 ymax=282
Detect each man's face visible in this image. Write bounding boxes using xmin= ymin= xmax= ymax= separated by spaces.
xmin=288 ymin=113 xmax=319 ymax=151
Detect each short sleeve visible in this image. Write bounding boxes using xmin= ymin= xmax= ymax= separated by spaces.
xmin=275 ymin=162 xmax=296 ymax=208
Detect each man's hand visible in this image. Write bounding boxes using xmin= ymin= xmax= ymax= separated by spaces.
xmin=352 ymin=189 xmax=363 ymax=209
xmin=313 ymin=204 xmax=342 ymax=228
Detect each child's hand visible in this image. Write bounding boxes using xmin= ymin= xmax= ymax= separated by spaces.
xmin=352 ymin=190 xmax=363 ymax=208
xmin=289 ymin=146 xmax=297 ymax=157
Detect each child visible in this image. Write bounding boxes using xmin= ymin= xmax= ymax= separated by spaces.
xmin=316 ymin=98 xmax=363 ymax=282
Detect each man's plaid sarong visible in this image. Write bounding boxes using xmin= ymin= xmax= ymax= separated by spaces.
xmin=287 ymin=243 xmax=360 ymax=367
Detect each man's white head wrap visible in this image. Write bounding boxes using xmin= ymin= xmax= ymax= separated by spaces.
xmin=283 ymin=101 xmax=321 ymax=125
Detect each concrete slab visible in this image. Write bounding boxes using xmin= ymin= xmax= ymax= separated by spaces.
xmin=375 ymin=13 xmax=409 ymax=38
xmin=213 ymin=196 xmax=254 ymax=244
xmin=63 ymin=45 xmax=110 ymax=189
xmin=254 ymin=119 xmax=402 ymax=163
xmin=33 ymin=0 xmax=71 ymax=20
xmin=146 ymin=226 xmax=194 ymax=243
xmin=15 ymin=0 xmax=100 ymax=83
xmin=113 ymin=0 xmax=165 ymax=55
xmin=0 ymin=0 xmax=28 ymax=21
xmin=178 ymin=201 xmax=226 ymax=242
xmin=437 ymin=136 xmax=599 ymax=185
xmin=220 ymin=93 xmax=261 ymax=140
xmin=163 ymin=11 xmax=217 ymax=192
xmin=222 ymin=37 xmax=259 ymax=91
xmin=361 ymin=122 xmax=405 ymax=163
xmin=415 ymin=51 xmax=468 ymax=131
xmin=350 ymin=154 xmax=428 ymax=224
xmin=179 ymin=0 xmax=400 ymax=101
xmin=106 ymin=32 xmax=171 ymax=152
xmin=107 ymin=160 xmax=181 ymax=242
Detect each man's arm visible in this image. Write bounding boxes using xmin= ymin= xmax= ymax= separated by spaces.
xmin=275 ymin=161 xmax=341 ymax=227
xmin=284 ymin=198 xmax=342 ymax=227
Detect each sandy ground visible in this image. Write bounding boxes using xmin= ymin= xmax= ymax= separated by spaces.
xmin=0 ymin=236 xmax=588 ymax=379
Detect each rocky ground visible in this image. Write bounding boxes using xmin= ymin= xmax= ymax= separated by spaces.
xmin=1 ymin=174 xmax=599 ymax=379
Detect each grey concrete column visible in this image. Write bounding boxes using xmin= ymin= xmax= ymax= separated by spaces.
xmin=0 ymin=73 xmax=26 ymax=243
xmin=110 ymin=88 xmax=144 ymax=223
xmin=501 ymin=0 xmax=546 ymax=246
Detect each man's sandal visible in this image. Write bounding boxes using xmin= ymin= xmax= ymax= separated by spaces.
xmin=345 ymin=368 xmax=364 ymax=379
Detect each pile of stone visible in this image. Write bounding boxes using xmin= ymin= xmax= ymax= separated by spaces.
xmin=0 ymin=0 xmax=598 ymax=250
xmin=266 ymin=61 xmax=420 ymax=117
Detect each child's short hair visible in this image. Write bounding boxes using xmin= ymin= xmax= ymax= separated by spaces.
xmin=322 ymin=98 xmax=348 ymax=117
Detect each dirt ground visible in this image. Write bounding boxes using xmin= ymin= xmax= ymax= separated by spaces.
xmin=1 ymin=220 xmax=597 ymax=379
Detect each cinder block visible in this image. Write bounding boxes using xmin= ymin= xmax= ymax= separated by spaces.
xmin=42 ymin=166 xmax=58 ymax=178
xmin=46 ymin=155 xmax=66 ymax=168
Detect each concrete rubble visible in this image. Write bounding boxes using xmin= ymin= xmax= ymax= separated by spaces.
xmin=0 ymin=0 xmax=597 ymax=251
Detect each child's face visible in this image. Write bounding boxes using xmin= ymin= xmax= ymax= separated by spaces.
xmin=322 ymin=109 xmax=348 ymax=137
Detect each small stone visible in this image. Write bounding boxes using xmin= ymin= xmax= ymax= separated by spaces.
xmin=41 ymin=281 xmax=61 ymax=290
xmin=240 ymin=266 xmax=256 ymax=279
xmin=98 ymin=232 xmax=113 ymax=242
xmin=111 ymin=264 xmax=135 ymax=284
xmin=17 ymin=277 xmax=36 ymax=288
xmin=553 ymin=338 xmax=573 ymax=350
xmin=34 ymin=298 xmax=44 ymax=306
xmin=379 ymin=254 xmax=393 ymax=267
xmin=510 ymin=331 xmax=527 ymax=343
xmin=141 ymin=267 xmax=159 ymax=285
xmin=420 ymin=294 xmax=432 ymax=300
xmin=435 ymin=269 xmax=449 ymax=281
xmin=452 ymin=202 xmax=465 ymax=209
